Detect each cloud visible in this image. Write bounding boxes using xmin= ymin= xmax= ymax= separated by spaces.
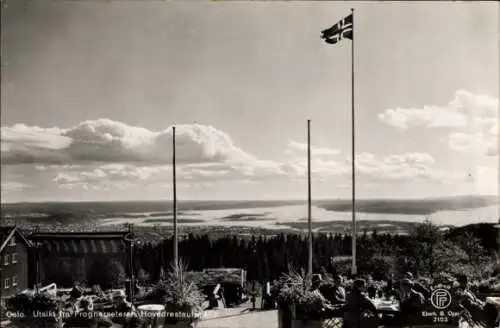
xmin=379 ymin=90 xmax=498 ymax=156
xmin=346 ymin=152 xmax=458 ymax=183
xmin=446 ymin=132 xmax=497 ymax=155
xmin=379 ymin=90 xmax=498 ymax=129
xmin=378 ymin=106 xmax=466 ymax=129
xmin=279 ymin=151 xmax=457 ymax=185
xmin=474 ymin=166 xmax=499 ymax=195
xmin=1 ymin=119 xmax=256 ymax=165
xmin=1 ymin=182 xmax=31 ymax=192
xmin=285 ymin=141 xmax=341 ymax=156
xmin=37 ymin=146 xmax=456 ymax=192
xmin=1 ymin=119 xmax=473 ymax=195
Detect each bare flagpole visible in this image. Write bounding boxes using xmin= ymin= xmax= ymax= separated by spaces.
xmin=307 ymin=119 xmax=313 ymax=277
xmin=172 ymin=126 xmax=178 ymax=268
xmin=350 ymin=8 xmax=357 ymax=276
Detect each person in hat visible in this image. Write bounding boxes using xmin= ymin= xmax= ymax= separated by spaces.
xmin=343 ymin=279 xmax=377 ymax=328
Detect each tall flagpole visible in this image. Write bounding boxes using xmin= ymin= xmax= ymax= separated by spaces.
xmin=172 ymin=126 xmax=178 ymax=268
xmin=350 ymin=8 xmax=357 ymax=276
xmin=307 ymin=119 xmax=313 ymax=277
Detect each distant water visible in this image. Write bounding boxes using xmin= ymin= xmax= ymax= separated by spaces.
xmin=98 ymin=204 xmax=500 ymax=230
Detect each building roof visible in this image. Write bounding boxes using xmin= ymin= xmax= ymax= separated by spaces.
xmin=28 ymin=231 xmax=134 ymax=254
xmin=0 ymin=226 xmax=33 ymax=253
xmin=29 ymin=231 xmax=134 ymax=240
xmin=37 ymin=238 xmax=129 ymax=254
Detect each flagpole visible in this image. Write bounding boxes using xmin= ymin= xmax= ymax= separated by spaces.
xmin=350 ymin=8 xmax=357 ymax=277
xmin=307 ymin=119 xmax=313 ymax=277
xmin=172 ymin=126 xmax=178 ymax=268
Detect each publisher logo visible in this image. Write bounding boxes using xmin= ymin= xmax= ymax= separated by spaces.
xmin=431 ymin=288 xmax=452 ymax=309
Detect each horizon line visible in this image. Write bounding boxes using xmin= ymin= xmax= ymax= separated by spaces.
xmin=1 ymin=193 xmax=498 ymax=205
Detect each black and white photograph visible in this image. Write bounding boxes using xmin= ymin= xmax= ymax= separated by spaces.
xmin=1 ymin=1 xmax=499 ymax=327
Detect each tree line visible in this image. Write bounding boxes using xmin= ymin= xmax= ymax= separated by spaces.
xmin=133 ymin=222 xmax=499 ymax=283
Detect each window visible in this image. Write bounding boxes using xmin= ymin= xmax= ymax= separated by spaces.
xmin=12 ymin=275 xmax=18 ymax=286
xmin=3 ymin=254 xmax=9 ymax=266
xmin=4 ymin=278 xmax=10 ymax=289
xmin=11 ymin=253 xmax=17 ymax=264
xmin=9 ymin=236 xmax=16 ymax=246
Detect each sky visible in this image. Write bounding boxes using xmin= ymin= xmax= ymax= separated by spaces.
xmin=1 ymin=0 xmax=498 ymax=202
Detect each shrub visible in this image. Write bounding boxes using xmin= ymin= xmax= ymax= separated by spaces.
xmin=275 ymin=270 xmax=326 ymax=320
xmin=154 ymin=261 xmax=205 ymax=310
xmin=87 ymin=257 xmax=126 ymax=290
xmin=6 ymin=293 xmax=63 ymax=327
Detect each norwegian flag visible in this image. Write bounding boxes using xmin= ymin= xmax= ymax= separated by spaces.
xmin=321 ymin=13 xmax=353 ymax=45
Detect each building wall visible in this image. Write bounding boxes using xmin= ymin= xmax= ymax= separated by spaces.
xmin=0 ymin=235 xmax=29 ymax=300
xmin=38 ymin=248 xmax=129 ymax=287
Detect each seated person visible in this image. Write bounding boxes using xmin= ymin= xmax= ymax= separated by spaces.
xmin=115 ymin=294 xmax=134 ymax=312
xmin=311 ymin=274 xmax=331 ymax=304
xmin=455 ymin=274 xmax=487 ymax=325
xmin=399 ymin=279 xmax=424 ymax=312
xmin=403 ymin=272 xmax=431 ymax=299
xmin=70 ymin=283 xmax=84 ymax=299
xmin=319 ymin=274 xmax=346 ymax=305
xmin=343 ymin=279 xmax=378 ymax=328
xmin=365 ymin=276 xmax=376 ymax=299
xmin=307 ymin=274 xmax=343 ymax=319
xmin=391 ymin=278 xmax=425 ymax=326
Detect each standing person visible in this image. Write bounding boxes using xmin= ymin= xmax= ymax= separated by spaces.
xmin=343 ymin=279 xmax=378 ymax=328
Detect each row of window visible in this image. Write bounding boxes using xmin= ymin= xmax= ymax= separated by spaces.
xmin=4 ymin=275 xmax=18 ymax=289
xmin=3 ymin=253 xmax=18 ymax=266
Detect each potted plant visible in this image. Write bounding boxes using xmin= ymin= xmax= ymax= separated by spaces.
xmin=150 ymin=261 xmax=205 ymax=327
xmin=6 ymin=292 xmax=64 ymax=328
xmin=275 ymin=270 xmax=328 ymax=328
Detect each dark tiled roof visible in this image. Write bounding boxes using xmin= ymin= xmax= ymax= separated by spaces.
xmin=30 ymin=231 xmax=133 ymax=240
xmin=0 ymin=226 xmax=32 ymax=252
xmin=36 ymin=238 xmax=128 ymax=254
xmin=0 ymin=226 xmax=15 ymax=246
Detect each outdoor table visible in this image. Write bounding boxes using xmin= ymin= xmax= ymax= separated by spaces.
xmin=373 ymin=299 xmax=400 ymax=314
xmin=486 ymin=297 xmax=500 ymax=309
xmin=137 ymin=304 xmax=165 ymax=328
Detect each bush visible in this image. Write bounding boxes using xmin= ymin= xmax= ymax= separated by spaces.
xmin=87 ymin=257 xmax=126 ymax=290
xmin=155 ymin=261 xmax=205 ymax=309
xmin=275 ymin=270 xmax=328 ymax=320
xmin=6 ymin=293 xmax=63 ymax=327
